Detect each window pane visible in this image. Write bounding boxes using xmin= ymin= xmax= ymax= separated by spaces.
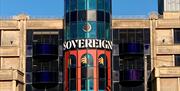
xmin=77 ymin=22 xmax=86 ymax=39
xmin=66 ymin=12 xmax=69 ymax=25
xmin=87 ymin=79 xmax=94 ymax=90
xmin=70 ymin=23 xmax=77 ymax=39
xmin=26 ymin=57 xmax=32 ymax=72
xmin=26 ymin=45 xmax=32 ymax=57
xmin=144 ymin=29 xmax=150 ymax=44
xmin=105 ymin=0 xmax=110 ymax=12
xmin=113 ymin=82 xmax=119 ymax=91
xmin=175 ymin=55 xmax=180 ymax=66
xmin=97 ymin=22 xmax=105 ymax=39
xmin=66 ymin=0 xmax=69 ymax=12
xmin=78 ymin=11 xmax=87 ymax=21
xmin=99 ymin=68 xmax=105 ymax=78
xmin=26 ymin=31 xmax=33 ymax=45
xmin=70 ymin=0 xmax=77 ymax=11
xmin=99 ymin=79 xmax=105 ymax=90
xmin=87 ymin=0 xmax=96 ymax=10
xmin=97 ymin=11 xmax=104 ymax=21
xmin=78 ymin=0 xmax=86 ymax=10
xmin=66 ymin=24 xmax=70 ymax=40
xmin=87 ymin=67 xmax=93 ymax=79
xmin=87 ymin=10 xmax=96 ymax=21
xmin=81 ymin=68 xmax=87 ymax=78
xmin=105 ymin=12 xmax=110 ymax=23
xmin=70 ymin=80 xmax=76 ymax=90
xmin=174 ymin=29 xmax=180 ymax=43
xmin=70 ymin=11 xmax=77 ymax=22
xmin=88 ymin=22 xmax=97 ymax=38
xmin=26 ymin=73 xmax=32 ymax=83
xmin=113 ymin=56 xmax=119 ymax=71
xmin=81 ymin=79 xmax=86 ymax=90
xmin=97 ymin=0 xmax=104 ymax=10
xmin=105 ymin=23 xmax=111 ymax=40
xmin=26 ymin=84 xmax=32 ymax=91
xmin=70 ymin=68 xmax=76 ymax=79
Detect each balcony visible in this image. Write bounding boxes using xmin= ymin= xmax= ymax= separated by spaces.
xmin=0 ymin=46 xmax=19 ymax=57
xmin=154 ymin=67 xmax=180 ymax=77
xmin=0 ymin=20 xmax=18 ymax=29
xmin=0 ymin=69 xmax=24 ymax=82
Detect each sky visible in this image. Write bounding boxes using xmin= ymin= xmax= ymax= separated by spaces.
xmin=0 ymin=0 xmax=157 ymax=18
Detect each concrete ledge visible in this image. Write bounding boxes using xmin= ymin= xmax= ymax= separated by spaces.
xmin=0 ymin=69 xmax=24 ymax=83
xmin=155 ymin=67 xmax=180 ymax=77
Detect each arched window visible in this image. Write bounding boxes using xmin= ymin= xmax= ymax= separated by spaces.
xmin=98 ymin=54 xmax=107 ymax=90
xmin=81 ymin=54 xmax=94 ymax=90
xmin=69 ymin=55 xmax=76 ymax=91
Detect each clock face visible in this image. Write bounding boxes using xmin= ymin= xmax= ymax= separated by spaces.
xmin=83 ymin=23 xmax=92 ymax=32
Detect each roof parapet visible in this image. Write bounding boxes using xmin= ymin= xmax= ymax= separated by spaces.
xmin=13 ymin=14 xmax=30 ymax=21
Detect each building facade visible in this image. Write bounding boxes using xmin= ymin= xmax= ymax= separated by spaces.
xmin=1 ymin=0 xmax=180 ymax=91
xmin=64 ymin=0 xmax=112 ymax=91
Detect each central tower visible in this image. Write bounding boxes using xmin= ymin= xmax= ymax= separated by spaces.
xmin=64 ymin=0 xmax=112 ymax=91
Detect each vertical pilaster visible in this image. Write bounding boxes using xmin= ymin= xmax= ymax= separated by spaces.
xmin=14 ymin=14 xmax=29 ymax=91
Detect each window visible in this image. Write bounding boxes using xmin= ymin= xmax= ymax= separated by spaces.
xmin=86 ymin=22 xmax=97 ymax=38
xmin=70 ymin=11 xmax=77 ymax=22
xmin=97 ymin=11 xmax=104 ymax=21
xmin=70 ymin=0 xmax=77 ymax=11
xmin=105 ymin=23 xmax=111 ymax=40
xmin=81 ymin=54 xmax=94 ymax=90
xmin=26 ymin=31 xmax=33 ymax=45
xmin=69 ymin=55 xmax=76 ymax=90
xmin=97 ymin=22 xmax=105 ymax=39
xmin=87 ymin=0 xmax=96 ymax=10
xmin=87 ymin=10 xmax=96 ymax=21
xmin=70 ymin=80 xmax=76 ymax=90
xmin=78 ymin=0 xmax=86 ymax=10
xmin=26 ymin=45 xmax=32 ymax=57
xmin=105 ymin=0 xmax=111 ymax=12
xmin=65 ymin=0 xmax=69 ymax=12
xmin=66 ymin=12 xmax=70 ymax=25
xmin=113 ymin=82 xmax=119 ymax=91
xmin=70 ymin=23 xmax=77 ymax=39
xmin=97 ymin=0 xmax=104 ymax=10
xmin=98 ymin=54 xmax=107 ymax=90
xmin=26 ymin=57 xmax=32 ymax=72
xmin=175 ymin=55 xmax=180 ymax=66
xmin=77 ymin=22 xmax=96 ymax=39
xmin=105 ymin=12 xmax=110 ymax=23
xmin=78 ymin=11 xmax=87 ymax=21
xmin=174 ymin=29 xmax=180 ymax=43
xmin=113 ymin=56 xmax=119 ymax=71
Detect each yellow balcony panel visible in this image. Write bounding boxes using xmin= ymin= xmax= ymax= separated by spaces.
xmin=112 ymin=19 xmax=150 ymax=29
xmin=0 ymin=69 xmax=24 ymax=82
xmin=155 ymin=67 xmax=180 ymax=77
xmin=0 ymin=46 xmax=19 ymax=57
xmin=157 ymin=19 xmax=180 ymax=28
xmin=0 ymin=20 xmax=18 ymax=29
xmin=27 ymin=19 xmax=63 ymax=29
xmin=157 ymin=45 xmax=180 ymax=54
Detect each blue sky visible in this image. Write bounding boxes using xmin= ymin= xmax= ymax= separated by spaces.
xmin=0 ymin=0 xmax=157 ymax=17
